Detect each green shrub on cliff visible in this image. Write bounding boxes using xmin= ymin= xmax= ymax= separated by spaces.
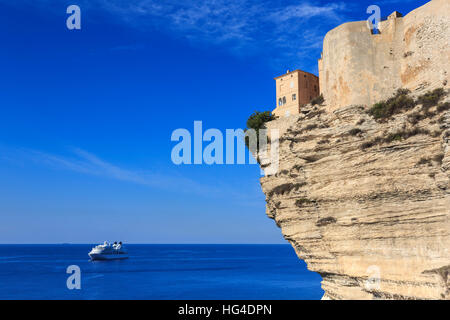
xmin=368 ymin=88 xmax=415 ymax=120
xmin=361 ymin=127 xmax=431 ymax=150
xmin=310 ymin=94 xmax=324 ymax=106
xmin=437 ymin=102 xmax=450 ymax=113
xmin=245 ymin=111 xmax=277 ymax=151
xmin=416 ymin=88 xmax=446 ymax=109
xmin=246 ymin=111 xmax=277 ymax=133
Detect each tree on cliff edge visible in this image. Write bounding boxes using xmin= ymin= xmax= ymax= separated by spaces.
xmin=245 ymin=111 xmax=277 ymax=151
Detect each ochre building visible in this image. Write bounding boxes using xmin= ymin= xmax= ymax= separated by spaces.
xmin=272 ymin=70 xmax=320 ymax=117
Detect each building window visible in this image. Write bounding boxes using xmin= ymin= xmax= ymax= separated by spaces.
xmin=278 ymin=98 xmax=282 ymax=106
xmin=292 ymin=94 xmax=296 ymax=101
xmin=282 ymin=96 xmax=286 ymax=105
xmin=314 ymin=85 xmax=317 ymax=92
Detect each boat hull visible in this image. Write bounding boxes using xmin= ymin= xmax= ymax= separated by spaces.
xmin=89 ymin=253 xmax=129 ymax=261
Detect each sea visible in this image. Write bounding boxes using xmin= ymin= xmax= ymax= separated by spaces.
xmin=0 ymin=244 xmax=323 ymax=300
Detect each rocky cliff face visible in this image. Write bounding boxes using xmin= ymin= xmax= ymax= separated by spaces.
xmin=260 ymin=93 xmax=450 ymax=299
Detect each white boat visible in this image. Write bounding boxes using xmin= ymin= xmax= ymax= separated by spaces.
xmin=89 ymin=241 xmax=129 ymax=260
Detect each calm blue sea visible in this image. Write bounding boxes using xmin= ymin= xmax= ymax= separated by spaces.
xmin=0 ymin=244 xmax=323 ymax=300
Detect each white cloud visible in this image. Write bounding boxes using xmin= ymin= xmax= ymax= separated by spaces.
xmin=102 ymin=0 xmax=346 ymax=69
xmin=269 ymin=2 xmax=346 ymax=22
xmin=81 ymin=0 xmax=348 ymax=70
xmin=26 ymin=147 xmax=213 ymax=193
xmin=4 ymin=0 xmax=349 ymax=71
xmin=0 ymin=145 xmax=262 ymax=204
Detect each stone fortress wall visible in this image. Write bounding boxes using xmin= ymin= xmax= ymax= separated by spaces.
xmin=318 ymin=0 xmax=450 ymax=111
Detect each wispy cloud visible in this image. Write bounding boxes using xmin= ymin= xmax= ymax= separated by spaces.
xmin=1 ymin=146 xmax=263 ymax=204
xmin=17 ymin=0 xmax=349 ymax=71
xmin=269 ymin=2 xmax=346 ymax=22
xmin=30 ymin=147 xmax=154 ymax=186
xmin=115 ymin=0 xmax=348 ymax=70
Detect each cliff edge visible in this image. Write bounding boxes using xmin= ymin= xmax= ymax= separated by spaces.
xmin=259 ymin=0 xmax=450 ymax=299
xmin=261 ymin=92 xmax=450 ymax=299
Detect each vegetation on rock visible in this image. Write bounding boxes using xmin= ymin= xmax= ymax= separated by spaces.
xmin=368 ymin=89 xmax=415 ymax=120
xmin=416 ymin=88 xmax=446 ymax=109
xmin=316 ymin=217 xmax=337 ymax=226
xmin=361 ymin=127 xmax=431 ymax=150
xmin=310 ymin=94 xmax=324 ymax=106
xmin=245 ymin=111 xmax=277 ymax=150
xmin=369 ymin=87 xmax=448 ymax=122
xmin=246 ymin=111 xmax=277 ymax=133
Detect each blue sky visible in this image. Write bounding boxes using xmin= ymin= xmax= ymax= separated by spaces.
xmin=0 ymin=0 xmax=427 ymax=243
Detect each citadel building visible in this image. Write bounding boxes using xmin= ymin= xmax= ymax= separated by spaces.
xmin=272 ymin=70 xmax=320 ymax=117
xmin=272 ymin=0 xmax=449 ymax=115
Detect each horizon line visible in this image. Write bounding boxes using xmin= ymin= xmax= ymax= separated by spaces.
xmin=0 ymin=243 xmax=289 ymax=245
